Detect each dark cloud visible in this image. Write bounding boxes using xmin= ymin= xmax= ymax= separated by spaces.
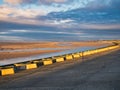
xmin=4 ymin=0 xmax=120 ymax=9
xmin=86 ymin=0 xmax=120 ymax=9
xmin=37 ymin=0 xmax=120 ymax=24
xmin=4 ymin=0 xmax=68 ymax=5
xmin=0 ymin=21 xmax=57 ymax=31
xmin=111 ymin=0 xmax=120 ymax=8
xmin=38 ymin=7 xmax=120 ymax=24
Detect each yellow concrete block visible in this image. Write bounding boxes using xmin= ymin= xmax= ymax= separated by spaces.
xmin=110 ymin=46 xmax=119 ymax=49
xmin=0 ymin=68 xmax=14 ymax=76
xmin=100 ymin=49 xmax=104 ymax=52
xmin=102 ymin=48 xmax=107 ymax=51
xmin=83 ymin=51 xmax=91 ymax=56
xmin=94 ymin=50 xmax=98 ymax=53
xmin=72 ymin=53 xmax=80 ymax=59
xmin=26 ymin=63 xmax=37 ymax=69
xmin=65 ymin=55 xmax=73 ymax=60
xmin=93 ymin=50 xmax=96 ymax=54
xmin=97 ymin=49 xmax=102 ymax=53
xmin=43 ymin=59 xmax=53 ymax=65
xmin=92 ymin=50 xmax=96 ymax=54
xmin=83 ymin=52 xmax=87 ymax=56
xmin=89 ymin=51 xmax=94 ymax=54
xmin=14 ymin=63 xmax=26 ymax=70
xmin=14 ymin=63 xmax=25 ymax=67
xmin=55 ymin=57 xmax=64 ymax=62
xmin=79 ymin=52 xmax=83 ymax=57
xmin=32 ymin=60 xmax=40 ymax=63
xmin=83 ymin=50 xmax=99 ymax=56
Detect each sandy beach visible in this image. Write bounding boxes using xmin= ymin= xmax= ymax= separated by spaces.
xmin=0 ymin=41 xmax=113 ymax=60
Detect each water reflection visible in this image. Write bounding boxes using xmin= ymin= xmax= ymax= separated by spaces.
xmin=0 ymin=48 xmax=66 ymax=52
xmin=0 ymin=45 xmax=108 ymax=66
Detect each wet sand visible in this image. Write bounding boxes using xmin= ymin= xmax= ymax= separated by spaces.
xmin=0 ymin=41 xmax=113 ymax=60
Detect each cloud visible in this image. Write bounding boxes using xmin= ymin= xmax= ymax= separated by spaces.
xmin=56 ymin=21 xmax=120 ymax=30
xmin=79 ymin=23 xmax=120 ymax=30
xmin=1 ymin=1 xmax=120 ymax=30
xmin=4 ymin=0 xmax=22 ymax=5
xmin=0 ymin=20 xmax=59 ymax=33
xmin=0 ymin=6 xmax=52 ymax=27
xmin=0 ymin=32 xmax=10 ymax=34
xmin=51 ymin=19 xmax=74 ymax=24
xmin=11 ymin=30 xmax=28 ymax=33
xmin=2 ymin=0 xmax=120 ymax=26
xmin=10 ymin=29 xmax=83 ymax=35
xmin=4 ymin=0 xmax=67 ymax=5
xmin=3 ymin=0 xmax=120 ymax=9
xmin=39 ymin=0 xmax=67 ymax=4
xmin=0 ymin=35 xmax=34 ymax=41
xmin=0 ymin=17 xmax=48 ymax=27
xmin=86 ymin=0 xmax=120 ymax=9
xmin=0 ymin=5 xmax=47 ymax=19
xmin=110 ymin=0 xmax=120 ymax=8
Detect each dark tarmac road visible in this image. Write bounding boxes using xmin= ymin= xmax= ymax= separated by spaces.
xmin=0 ymin=49 xmax=120 ymax=90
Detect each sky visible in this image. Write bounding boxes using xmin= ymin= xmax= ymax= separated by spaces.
xmin=0 ymin=0 xmax=120 ymax=41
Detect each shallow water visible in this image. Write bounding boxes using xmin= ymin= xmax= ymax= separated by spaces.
xmin=0 ymin=45 xmax=108 ymax=66
xmin=0 ymin=48 xmax=66 ymax=53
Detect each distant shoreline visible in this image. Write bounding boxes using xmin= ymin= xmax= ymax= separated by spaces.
xmin=0 ymin=40 xmax=116 ymax=60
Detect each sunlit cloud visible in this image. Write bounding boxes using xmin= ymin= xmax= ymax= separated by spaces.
xmin=0 ymin=5 xmax=47 ymax=19
xmin=4 ymin=0 xmax=22 ymax=5
xmin=11 ymin=30 xmax=28 ymax=33
xmin=51 ymin=19 xmax=74 ymax=24
xmin=0 ymin=32 xmax=10 ymax=34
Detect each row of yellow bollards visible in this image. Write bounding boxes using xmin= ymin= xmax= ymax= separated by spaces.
xmin=0 ymin=45 xmax=119 ymax=76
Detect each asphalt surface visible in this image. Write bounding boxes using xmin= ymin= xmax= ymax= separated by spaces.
xmin=0 ymin=49 xmax=120 ymax=90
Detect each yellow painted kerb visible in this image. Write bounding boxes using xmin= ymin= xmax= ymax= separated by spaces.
xmin=0 ymin=68 xmax=14 ymax=76
xmin=72 ymin=53 xmax=80 ymax=58
xmin=55 ymin=57 xmax=64 ymax=62
xmin=65 ymin=55 xmax=73 ymax=60
xmin=43 ymin=59 xmax=53 ymax=65
xmin=14 ymin=63 xmax=25 ymax=67
xmin=26 ymin=63 xmax=37 ymax=69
